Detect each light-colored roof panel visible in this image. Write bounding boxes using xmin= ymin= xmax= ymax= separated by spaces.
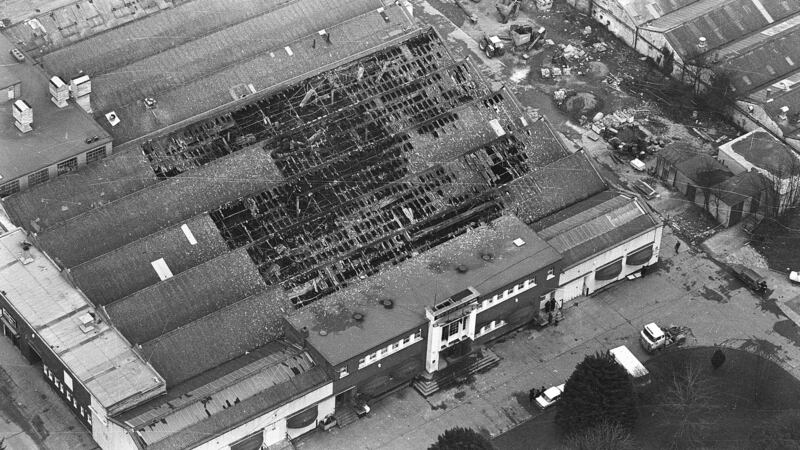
xmin=0 ymin=229 xmax=164 ymax=412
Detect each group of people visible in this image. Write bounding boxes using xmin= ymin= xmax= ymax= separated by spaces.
xmin=528 ymin=386 xmax=546 ymax=404
xmin=543 ymin=298 xmax=559 ymax=326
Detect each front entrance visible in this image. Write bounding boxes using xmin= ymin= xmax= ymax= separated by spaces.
xmin=441 ymin=338 xmax=472 ymax=361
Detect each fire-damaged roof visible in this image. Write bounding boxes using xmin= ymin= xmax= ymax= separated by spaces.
xmin=285 ymin=215 xmax=561 ymax=366
xmin=616 ymin=0 xmax=697 ymax=25
xmin=0 ymin=229 xmax=165 ymax=415
xmin=2 ymin=25 xmax=607 ymax=438
xmin=533 ymin=192 xmax=661 ymax=268
xmin=116 ymin=340 xmax=326 ymax=450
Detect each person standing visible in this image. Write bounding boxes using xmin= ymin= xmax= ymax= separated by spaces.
xmin=529 ymin=388 xmax=537 ymax=404
xmin=674 ymin=241 xmax=681 ymax=254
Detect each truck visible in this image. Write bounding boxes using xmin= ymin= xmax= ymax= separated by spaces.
xmin=609 ymin=345 xmax=651 ymax=388
xmin=729 ymin=264 xmax=768 ymax=294
xmin=639 ymin=322 xmax=689 ymax=354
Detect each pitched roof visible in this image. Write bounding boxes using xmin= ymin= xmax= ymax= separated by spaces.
xmin=0 ymin=229 xmax=165 ymax=414
xmin=505 ymin=151 xmax=608 ymax=224
xmin=116 ymin=341 xmax=325 ymax=449
xmin=653 ymin=0 xmax=800 ymax=59
xmin=105 ymin=248 xmax=267 ymax=345
xmin=0 ymin=34 xmax=112 ymax=183
xmin=286 ymin=215 xmax=561 ymax=366
xmin=617 ymin=0 xmax=698 ymax=25
xmin=535 ymin=192 xmax=661 ymax=267
xmin=95 ymin=2 xmax=415 ymax=144
xmin=70 ymin=214 xmax=229 ymax=306
xmin=1 ymin=149 xmax=157 ymax=232
xmin=713 ymin=170 xmax=770 ymax=205
xmin=34 ymin=144 xmax=281 ymax=267
xmin=675 ymin=154 xmax=732 ymax=185
xmin=138 ymin=287 xmax=292 ymax=386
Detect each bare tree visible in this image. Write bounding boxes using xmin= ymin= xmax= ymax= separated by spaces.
xmin=660 ymin=362 xmax=715 ymax=448
xmin=561 ymin=420 xmax=638 ymax=450
xmin=762 ymin=155 xmax=800 ymax=219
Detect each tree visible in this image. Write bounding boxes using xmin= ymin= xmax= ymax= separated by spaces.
xmin=661 ymin=362 xmax=714 ymax=448
xmin=555 ymin=352 xmax=637 ymax=435
xmin=428 ymin=427 xmax=494 ymax=450
xmin=711 ymin=349 xmax=726 ymax=369
xmin=561 ymin=420 xmax=638 ymax=450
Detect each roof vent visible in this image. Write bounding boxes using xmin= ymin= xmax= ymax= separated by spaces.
xmin=456 ymin=264 xmax=469 ymax=273
xmin=698 ymin=37 xmax=707 ymax=49
xmin=105 ymin=111 xmax=120 ymax=127
xmin=779 ymin=106 xmax=789 ymax=121
xmin=300 ymin=326 xmax=309 ymax=338
xmin=352 ymin=312 xmax=365 ymax=322
xmin=379 ymin=299 xmax=395 ymax=309
xmin=319 ymin=329 xmax=328 ymax=336
xmin=49 ymin=76 xmax=68 ymax=108
xmin=513 ymin=238 xmax=526 ymax=247
xmin=480 ymin=252 xmax=494 ymax=262
xmin=12 ymin=99 xmax=33 ymax=133
xmin=144 ymin=97 xmax=157 ymax=109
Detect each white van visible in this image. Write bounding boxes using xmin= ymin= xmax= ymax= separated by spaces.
xmin=609 ymin=345 xmax=651 ymax=388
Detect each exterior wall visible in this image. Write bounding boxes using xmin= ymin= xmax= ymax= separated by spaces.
xmin=556 ymin=225 xmax=663 ymax=302
xmin=92 ymin=415 xmax=138 ymax=450
xmin=331 ymin=334 xmax=426 ymax=397
xmin=2 ymin=82 xmax=21 ymax=103
xmin=566 ymin=0 xmax=591 ymax=13
xmin=193 ymin=383 xmax=334 ymax=450
xmin=0 ymin=142 xmax=112 ymax=198
xmin=0 ymin=293 xmax=94 ymax=431
xmin=591 ymin=1 xmax=637 ymax=47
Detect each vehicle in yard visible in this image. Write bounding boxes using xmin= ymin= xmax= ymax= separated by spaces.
xmin=478 ymin=34 xmax=505 ymax=58
xmin=729 ymin=264 xmax=768 ymax=294
xmin=741 ymin=214 xmax=763 ymax=234
xmin=790 ymin=270 xmax=800 ymax=284
xmin=632 ymin=179 xmax=658 ymax=199
xmin=609 ymin=345 xmax=651 ymax=388
xmin=640 ymin=322 xmax=689 ymax=353
xmin=535 ymin=383 xmax=565 ymax=409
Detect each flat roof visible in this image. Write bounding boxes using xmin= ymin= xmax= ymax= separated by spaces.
xmin=535 ymin=192 xmax=661 ymax=267
xmin=116 ymin=341 xmax=321 ymax=448
xmin=286 ymin=215 xmax=561 ymax=366
xmin=0 ymin=34 xmax=112 ymax=182
xmin=722 ymin=130 xmax=799 ymax=176
xmin=93 ymin=2 xmax=415 ymax=144
xmin=0 ymin=228 xmax=165 ymax=413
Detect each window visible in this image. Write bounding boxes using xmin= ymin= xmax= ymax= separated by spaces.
xmin=79 ymin=406 xmax=84 ymax=417
xmin=86 ymin=414 xmax=92 ymax=427
xmin=530 ymin=277 xmax=536 ymax=286
xmin=358 ymin=357 xmax=366 ymax=366
xmin=0 ymin=180 xmax=20 ymax=198
xmin=337 ymin=366 xmax=349 ymax=379
xmin=66 ymin=392 xmax=72 ymax=402
xmin=86 ymin=146 xmax=107 ymax=164
xmin=403 ymin=336 xmax=411 ymax=344
xmin=57 ymin=157 xmax=78 ymax=175
xmin=414 ymin=329 xmax=422 ymax=339
xmin=73 ymin=398 xmax=78 ymax=409
xmin=392 ymin=342 xmax=400 ymax=349
xmin=547 ymin=268 xmax=555 ymax=280
xmin=28 ymin=168 xmax=49 ymax=187
xmin=63 ymin=371 xmax=73 ymax=391
xmin=42 ymin=364 xmax=48 ymax=376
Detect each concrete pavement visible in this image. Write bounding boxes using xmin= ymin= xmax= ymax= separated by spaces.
xmin=295 ymin=225 xmax=800 ymax=450
xmin=0 ymin=336 xmax=97 ymax=450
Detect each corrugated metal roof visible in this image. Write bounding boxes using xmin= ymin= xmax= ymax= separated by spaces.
xmin=536 ymin=193 xmax=660 ymax=268
xmin=131 ymin=343 xmax=312 ymax=442
xmin=618 ymin=0 xmax=698 ymax=25
xmin=0 ymin=229 xmax=165 ymax=412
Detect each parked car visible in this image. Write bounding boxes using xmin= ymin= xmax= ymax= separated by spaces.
xmin=633 ymin=179 xmax=658 ymax=200
xmin=790 ymin=270 xmax=800 ymax=284
xmin=10 ymin=48 xmax=25 ymax=62
xmin=535 ymin=383 xmax=565 ymax=409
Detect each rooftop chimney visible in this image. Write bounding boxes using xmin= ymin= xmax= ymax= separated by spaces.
xmin=70 ymin=74 xmax=92 ymax=113
xmin=12 ymin=99 xmax=32 ymax=133
xmin=698 ymin=37 xmax=707 ymax=49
